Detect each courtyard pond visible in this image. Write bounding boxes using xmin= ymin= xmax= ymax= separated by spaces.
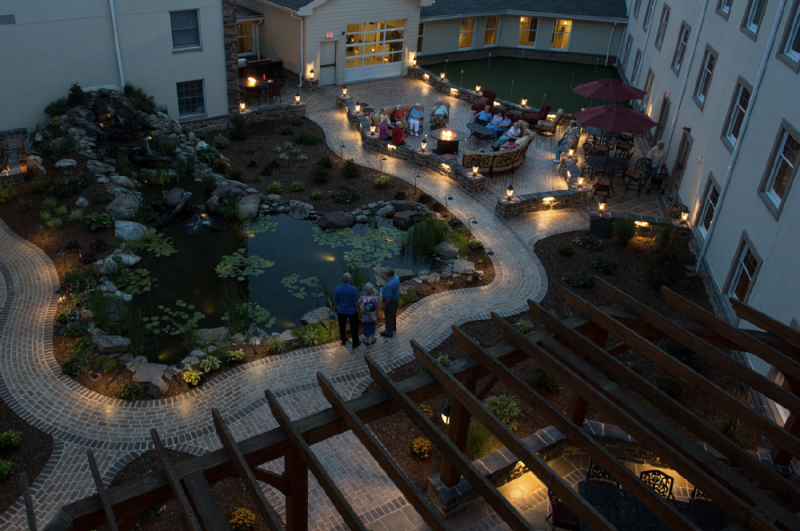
xmin=423 ymin=57 xmax=621 ymax=113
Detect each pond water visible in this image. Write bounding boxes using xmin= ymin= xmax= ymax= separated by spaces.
xmin=130 ymin=214 xmax=422 ymax=364
xmin=422 ymin=57 xmax=621 ymax=114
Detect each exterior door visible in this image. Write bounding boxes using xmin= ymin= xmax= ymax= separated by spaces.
xmin=655 ymin=96 xmax=670 ymax=141
xmin=320 ymin=42 xmax=336 ymax=86
xmin=671 ymin=132 xmax=693 ymax=189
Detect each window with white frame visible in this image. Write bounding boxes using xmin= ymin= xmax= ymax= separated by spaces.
xmin=720 ymin=0 xmax=734 ymax=14
xmin=642 ymin=70 xmax=655 ymax=112
xmin=622 ymin=35 xmax=633 ymax=67
xmin=417 ymin=23 xmax=424 ymax=54
xmin=634 ymin=0 xmax=643 ymax=18
xmin=784 ymin=7 xmax=800 ymax=61
xmin=170 ymin=10 xmax=201 ymax=50
xmin=518 ymin=16 xmax=538 ymax=47
xmin=699 ymin=180 xmax=720 ymax=236
xmin=459 ymin=18 xmax=475 ymax=49
xmin=729 ymin=242 xmax=759 ymax=302
xmin=632 ymin=49 xmax=643 ymax=83
xmin=696 ymin=50 xmax=717 ymax=104
xmin=773 ymin=373 xmax=792 ymax=425
xmin=724 ymin=83 xmax=751 ymax=147
xmin=744 ymin=0 xmax=766 ymax=33
xmin=345 ymin=21 xmax=405 ymax=70
xmin=484 ymin=16 xmax=499 ymax=46
xmin=237 ymin=23 xmax=254 ymax=56
xmin=764 ymin=129 xmax=800 ymax=207
xmin=655 ymin=6 xmax=670 ymax=47
xmin=643 ymin=0 xmax=657 ymax=30
xmin=176 ymin=80 xmax=205 ymax=116
xmin=673 ymin=24 xmax=690 ymax=70
xmin=551 ymin=20 xmax=573 ymax=49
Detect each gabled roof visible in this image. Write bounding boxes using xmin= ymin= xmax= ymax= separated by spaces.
xmin=256 ymin=0 xmax=314 ymax=10
xmin=420 ymin=0 xmax=629 ymax=21
xmin=237 ymin=5 xmax=264 ymax=20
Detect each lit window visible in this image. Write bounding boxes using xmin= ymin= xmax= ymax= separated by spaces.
xmin=518 ymin=16 xmax=538 ymax=47
xmin=720 ymin=0 xmax=734 ymax=14
xmin=784 ymin=8 xmax=800 ymax=61
xmin=176 ymin=80 xmax=205 ymax=116
xmin=345 ymin=20 xmax=405 ymax=69
xmin=724 ymin=84 xmax=751 ymax=147
xmin=170 ymin=10 xmax=200 ymax=50
xmin=459 ymin=18 xmax=475 ymax=49
xmin=622 ymin=35 xmax=633 ymax=67
xmin=729 ymin=243 xmax=758 ymax=301
xmin=744 ymin=0 xmax=766 ymax=33
xmin=550 ymin=20 xmax=573 ymax=50
xmin=655 ymin=7 xmax=670 ymax=47
xmin=696 ymin=50 xmax=716 ymax=104
xmin=673 ymin=25 xmax=690 ymax=71
xmin=764 ymin=130 xmax=800 ymax=207
xmin=632 ymin=50 xmax=643 ymax=84
xmin=484 ymin=16 xmax=499 ymax=47
xmin=699 ymin=181 xmax=720 ymax=236
xmin=643 ymin=0 xmax=656 ymax=30
xmin=237 ymin=23 xmax=254 ymax=56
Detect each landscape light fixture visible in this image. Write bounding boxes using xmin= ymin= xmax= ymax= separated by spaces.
xmin=441 ymin=404 xmax=451 ymax=425
xmin=355 ymin=102 xmax=361 ymax=113
xmin=521 ymin=98 xmax=528 ymax=106
xmin=476 ymin=84 xmax=481 ymax=92
xmin=309 ymin=69 xmax=315 ymax=80
xmin=295 ymin=92 xmax=300 ymax=103
xmin=413 ymin=174 xmax=420 ymax=199
xmin=413 ymin=55 xmax=417 ymax=66
xmin=340 ymin=143 xmax=346 ymax=159
xmin=420 ymin=135 xmax=428 ymax=152
xmin=239 ymin=101 xmax=246 ymax=111
xmin=472 ymin=166 xmax=480 ymax=176
xmin=424 ymin=73 xmax=430 ymax=80
xmin=370 ymin=124 xmax=376 ymax=135
xmin=681 ymin=206 xmax=690 ymax=223
xmin=342 ymin=85 xmax=348 ymax=95
xmin=506 ymin=185 xmax=514 ymax=201
xmin=440 ymin=72 xmax=446 ymax=80
xmin=380 ymin=156 xmax=387 ymax=173
xmin=598 ymin=201 xmax=607 ymax=214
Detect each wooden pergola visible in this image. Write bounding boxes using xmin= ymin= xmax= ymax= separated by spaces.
xmin=34 ymin=279 xmax=800 ymax=531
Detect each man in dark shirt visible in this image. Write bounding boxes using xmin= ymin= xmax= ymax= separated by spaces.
xmin=333 ymin=273 xmax=361 ymax=348
xmin=377 ymin=268 xmax=400 ymax=338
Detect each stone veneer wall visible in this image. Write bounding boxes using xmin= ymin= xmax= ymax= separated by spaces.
xmin=222 ymin=0 xmax=240 ymax=114
xmin=0 ymin=128 xmax=28 ymax=183
xmin=417 ymin=47 xmax=617 ymax=68
xmin=179 ymin=103 xmax=306 ymax=133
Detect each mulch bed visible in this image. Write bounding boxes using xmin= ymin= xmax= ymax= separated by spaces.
xmin=365 ymin=228 xmax=761 ymax=490
xmin=0 ymin=397 xmax=54 ymax=513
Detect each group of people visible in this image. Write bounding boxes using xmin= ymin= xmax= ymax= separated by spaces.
xmin=331 ymin=268 xmax=401 ymax=349
xmin=473 ymin=105 xmax=536 ymax=151
xmin=378 ymin=100 xmax=450 ymax=146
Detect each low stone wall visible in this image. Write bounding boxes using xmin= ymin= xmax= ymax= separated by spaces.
xmin=179 ymin=103 xmax=306 ymax=133
xmin=336 ymin=95 xmax=486 ymax=194
xmin=417 ymin=47 xmax=617 ymax=68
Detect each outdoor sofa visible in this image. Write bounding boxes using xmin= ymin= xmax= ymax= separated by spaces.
xmin=461 ymin=133 xmax=535 ymax=175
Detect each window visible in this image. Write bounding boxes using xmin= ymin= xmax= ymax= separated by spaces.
xmin=643 ymin=0 xmax=656 ymax=30
xmin=729 ymin=242 xmax=759 ymax=302
xmin=743 ymin=0 xmax=766 ymax=34
xmin=773 ymin=373 xmax=792 ymax=425
xmin=518 ymin=16 xmax=538 ymax=47
xmin=634 ymin=0 xmax=643 ymax=18
xmin=632 ymin=49 xmax=643 ymax=84
xmin=418 ymin=23 xmax=424 ymax=54
xmin=484 ymin=16 xmax=499 ymax=46
xmin=699 ymin=179 xmax=720 ymax=236
xmin=655 ymin=6 xmax=670 ymax=48
xmin=551 ymin=20 xmax=573 ymax=50
xmin=176 ymin=80 xmax=205 ymax=116
xmin=237 ymin=23 xmax=254 ymax=56
xmin=459 ymin=18 xmax=475 ymax=49
xmin=724 ymin=83 xmax=751 ymax=147
xmin=673 ymin=24 xmax=690 ymax=71
xmin=622 ymin=35 xmax=633 ymax=67
xmin=764 ymin=129 xmax=800 ymax=208
xmin=720 ymin=0 xmax=734 ymax=14
xmin=642 ymin=70 xmax=655 ymax=112
xmin=695 ymin=49 xmax=717 ymax=105
xmin=170 ymin=10 xmax=200 ymax=50
xmin=345 ymin=21 xmax=405 ymax=70
xmin=783 ymin=7 xmax=800 ymax=61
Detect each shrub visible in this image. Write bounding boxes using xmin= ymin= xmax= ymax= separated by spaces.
xmin=200 ymin=355 xmax=220 ymax=373
xmin=310 ymin=189 xmax=322 ymax=200
xmin=332 ymin=183 xmax=361 ymax=204
xmin=466 ymin=420 xmax=493 ymax=460
xmin=343 ymin=159 xmax=361 ymax=178
xmin=49 ymin=116 xmax=62 ymax=127
xmin=218 ymin=196 xmax=239 ymax=219
xmin=68 ymin=337 xmax=95 ymax=357
xmin=399 ymin=292 xmax=419 ymax=308
xmin=529 ymin=365 xmax=561 ymax=393
xmin=266 ymin=336 xmax=286 ymax=354
xmin=193 ymin=128 xmax=207 ymax=140
xmin=435 ymin=354 xmax=451 ymax=365
xmin=484 ymin=395 xmax=521 ymax=431
xmin=590 ymin=254 xmax=618 ymax=274
xmin=576 ymin=233 xmax=602 ymax=249
xmin=120 ymin=381 xmax=145 ymax=401
xmin=0 ymin=461 xmax=14 ymax=481
xmin=0 ymin=184 xmax=17 ymax=204
xmin=228 ymin=165 xmax=243 ymax=180
xmin=202 ymin=174 xmax=217 ymax=193
xmin=196 ymin=145 xmax=221 ymax=165
xmin=290 ymin=181 xmax=305 ymax=192
xmin=280 ymin=125 xmax=296 ymax=136
xmin=42 ymin=197 xmax=58 ymax=211
xmin=86 ymin=213 xmax=112 ymax=231
xmin=654 ymin=376 xmax=682 ymax=399
xmin=224 ymin=349 xmax=246 ymax=362
xmin=94 ymin=355 xmax=116 ymax=373
xmin=647 ymin=228 xmax=683 ymax=289
xmin=267 ymin=181 xmax=283 ymax=194
xmin=312 ymin=165 xmax=330 ymax=183
xmin=287 ymin=116 xmax=303 ymax=126
xmin=662 ymin=340 xmax=710 ymax=372
xmin=295 ymin=153 xmax=308 ymax=162
xmin=31 ymin=173 xmax=51 ymax=193
xmin=419 ymin=404 xmax=434 ymax=420
xmin=316 ymin=155 xmax=333 ymax=169
xmin=467 ymin=239 xmax=484 ymax=249
xmin=67 ymin=82 xmax=91 ymax=107
xmin=229 ymin=507 xmax=256 ymax=531
xmin=64 ymin=321 xmax=85 ymax=337
xmin=69 ymin=209 xmax=84 ymax=223
xmin=253 ymin=175 xmax=263 ymax=184
xmin=213 ymin=134 xmax=231 ymax=149
xmin=211 ymin=158 xmax=229 ymax=174
xmin=564 ymin=269 xmax=594 ymax=288
xmin=93 ymin=192 xmax=112 ymax=204
xmin=614 ymin=219 xmax=637 ymax=246
xmin=62 ymin=356 xmax=89 ymax=376
xmin=123 ymin=83 xmax=155 ymax=113
xmin=410 ymin=437 xmax=433 ymax=460
xmin=374 ymin=174 xmax=390 ymax=187
xmin=183 ymin=369 xmax=202 ymax=386
xmin=230 ymin=115 xmax=250 ymax=140
xmin=558 ymin=244 xmax=574 ymax=256
xmin=655 ymin=224 xmax=674 ymax=248
xmin=295 ymin=130 xmax=322 ymax=145
xmin=45 ymin=97 xmax=69 ymax=116
xmin=515 ymin=319 xmax=534 ymax=333
xmin=46 ymin=218 xmax=64 ymax=230
xmin=715 ymin=416 xmax=745 ymax=447
xmin=0 ymin=430 xmax=22 ymax=451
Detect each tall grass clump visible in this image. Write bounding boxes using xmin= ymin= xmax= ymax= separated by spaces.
xmin=122 ymin=307 xmax=146 ymax=356
xmin=400 ymin=217 xmax=450 ymax=265
xmin=87 ymin=290 xmax=112 ymax=333
xmin=220 ymin=283 xmax=251 ymax=335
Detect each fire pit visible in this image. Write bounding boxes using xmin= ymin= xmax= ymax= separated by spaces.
xmin=431 ymin=128 xmax=467 ymax=156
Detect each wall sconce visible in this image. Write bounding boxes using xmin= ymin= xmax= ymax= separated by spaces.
xmin=440 ymin=72 xmax=446 ymax=80
xmin=370 ymin=124 xmax=376 ymax=136
xmin=424 ymin=73 xmax=430 ymax=80
xmin=309 ymin=69 xmax=315 ymax=79
xmin=295 ymin=92 xmax=301 ymax=103
xmin=239 ymin=102 xmax=246 ymax=111
xmin=421 ymin=135 xmax=428 ymax=152
xmin=521 ymin=98 xmax=528 ymax=106
xmin=355 ymin=103 xmax=361 ymax=113
xmin=476 ymin=84 xmax=482 ymax=92
xmin=681 ymin=206 xmax=690 ymax=223
xmin=441 ymin=404 xmax=451 ymax=425
xmin=472 ymin=166 xmax=479 ymax=176
xmin=506 ymin=185 xmax=514 ymax=201
xmin=342 ymin=85 xmax=348 ymax=96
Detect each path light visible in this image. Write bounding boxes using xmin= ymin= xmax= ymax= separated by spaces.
xmin=309 ymin=69 xmax=315 ymax=80
xmin=340 ymin=143 xmax=346 ymax=159
xmin=421 ymin=135 xmax=428 ymax=152
xmin=380 ymin=156 xmax=387 ymax=173
xmin=476 ymin=84 xmax=482 ymax=92
xmin=598 ymin=201 xmax=607 ymax=214
xmin=413 ymin=174 xmax=419 ymax=200
xmin=239 ymin=102 xmax=246 ymax=112
xmin=342 ymin=85 xmax=348 ymax=96
xmin=441 ymin=404 xmax=451 ymax=425
xmin=295 ymin=92 xmax=300 ymax=103
xmin=506 ymin=185 xmax=514 ymax=201
xmin=485 ymin=247 xmax=494 ymax=256
xmin=355 ymin=102 xmax=361 ymax=113
xmin=370 ymin=124 xmax=376 ymax=136
xmin=445 ymin=194 xmax=453 ymax=216
xmin=568 ymin=148 xmax=575 ymax=158
xmin=440 ymin=72 xmax=446 ymax=80
xmin=472 ymin=166 xmax=480 ymax=176
xmin=521 ymin=98 xmax=528 ymax=106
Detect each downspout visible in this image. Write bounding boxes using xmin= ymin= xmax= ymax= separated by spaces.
xmin=108 ymin=0 xmax=125 ymax=87
xmin=694 ymin=0 xmax=788 ymax=273
xmin=291 ymin=11 xmax=304 ymax=88
xmin=605 ymin=23 xmax=617 ymax=66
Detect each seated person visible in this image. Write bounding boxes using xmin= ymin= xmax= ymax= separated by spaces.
xmin=379 ymin=107 xmax=392 ymax=125
xmin=430 ymin=99 xmax=449 ymax=128
xmin=554 ymin=131 xmax=578 ymax=163
xmin=391 ymin=121 xmax=405 ymax=146
xmin=475 ymin=105 xmax=493 ymax=126
xmin=496 ymin=139 xmax=519 ymax=151
xmin=378 ymin=117 xmax=390 ymax=140
xmin=493 ymin=121 xmax=522 ymax=147
xmin=391 ymin=105 xmax=406 ymax=128
xmin=408 ymin=103 xmax=423 ymax=137
xmin=487 ymin=112 xmax=512 ymax=138
xmin=562 ymin=120 xmax=579 ymax=140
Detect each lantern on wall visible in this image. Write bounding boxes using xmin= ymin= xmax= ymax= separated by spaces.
xmin=309 ymin=69 xmax=315 ymax=79
xmin=342 ymin=85 xmax=348 ymax=96
xmin=506 ymin=185 xmax=514 ymax=201
xmin=295 ymin=92 xmax=301 ymax=103
xmin=476 ymin=84 xmax=482 ymax=92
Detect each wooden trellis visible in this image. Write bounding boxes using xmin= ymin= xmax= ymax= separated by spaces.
xmin=36 ymin=284 xmax=800 ymax=531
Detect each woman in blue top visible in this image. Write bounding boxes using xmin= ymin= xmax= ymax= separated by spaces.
xmin=408 ymin=103 xmax=424 ymax=137
xmin=487 ymin=112 xmax=512 ymax=138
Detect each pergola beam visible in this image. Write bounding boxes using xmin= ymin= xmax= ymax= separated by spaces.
xmin=730 ymin=298 xmax=800 ymax=351
xmin=149 ymin=429 xmax=202 ymax=531
xmin=86 ymin=450 xmax=119 ymax=531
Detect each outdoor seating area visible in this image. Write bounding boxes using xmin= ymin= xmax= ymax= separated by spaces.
xmin=238 ymin=59 xmax=286 ymax=108
xmin=462 ymin=134 xmax=536 ymax=175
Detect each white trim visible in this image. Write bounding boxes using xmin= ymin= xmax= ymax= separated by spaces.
xmin=517 ymin=16 xmax=539 ymax=48
xmin=176 ymin=79 xmax=206 ymax=117
xmin=765 ymin=130 xmax=800 ymax=207
xmin=729 ymin=243 xmax=757 ymax=301
xmin=746 ymin=0 xmax=764 ymax=32
xmin=698 ymin=180 xmax=720 ymax=238
xmin=696 ymin=50 xmax=716 ymax=103
xmin=720 ymin=0 xmax=733 ymax=14
xmin=725 ymin=84 xmax=751 ymax=147
xmin=785 ymin=7 xmax=800 ymax=60
xmin=655 ymin=6 xmax=670 ymax=47
xmin=170 ymin=9 xmax=202 ymax=51
xmin=673 ymin=24 xmax=690 ymax=70
xmin=483 ymin=15 xmax=500 ymax=47
xmin=549 ymin=19 xmax=573 ymax=51
xmin=458 ymin=17 xmax=475 ymax=49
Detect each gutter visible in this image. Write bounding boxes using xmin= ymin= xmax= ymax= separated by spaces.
xmin=291 ymin=11 xmax=304 ymax=88
xmin=420 ymin=12 xmax=628 ymax=24
xmin=693 ymin=0 xmax=788 ymax=273
xmin=605 ymin=23 xmax=617 ymax=65
xmin=108 ymin=0 xmax=125 ymax=87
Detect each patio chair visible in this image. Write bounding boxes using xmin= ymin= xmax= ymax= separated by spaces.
xmin=589 ymin=135 xmax=615 ymax=156
xmin=691 ymin=487 xmax=719 ymax=508
xmin=471 ymin=89 xmax=497 ymax=112
xmin=266 ymin=84 xmax=282 ymax=104
xmin=587 ymin=460 xmax=619 ymax=488
xmin=624 ymin=157 xmax=652 ymax=196
xmin=647 ymin=169 xmax=667 ymax=195
xmin=536 ymin=108 xmax=563 ymax=136
xmin=640 ymin=470 xmax=675 ymax=499
xmin=244 ymin=86 xmax=261 ymax=107
xmin=547 ymin=489 xmax=580 ymax=531
xmin=591 ymin=177 xmax=613 ymax=201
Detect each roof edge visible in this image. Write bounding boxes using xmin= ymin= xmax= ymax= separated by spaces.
xmin=420 ymin=12 xmax=629 ymax=23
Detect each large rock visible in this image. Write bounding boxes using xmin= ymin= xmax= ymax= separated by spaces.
xmin=392 ymin=210 xmax=421 ymax=230
xmin=195 ymin=327 xmax=230 ymax=344
xmin=27 ymin=155 xmax=46 ymax=175
xmin=118 ymin=253 xmax=141 ymax=266
xmin=164 ymin=188 xmax=185 ymax=207
xmin=301 ymin=307 xmax=333 ymax=325
xmin=115 ymin=220 xmax=147 ymax=240
xmin=107 ymin=196 xmax=140 ymax=221
xmin=391 ymin=200 xmax=418 ymax=212
xmin=289 ymin=200 xmax=313 ymax=220
xmin=374 ymin=267 xmax=415 ymax=286
xmin=433 ymin=241 xmax=460 ymax=260
xmin=97 ymin=335 xmax=131 ymax=353
xmin=55 ymin=158 xmax=77 ymax=168
xmin=75 ymin=196 xmax=90 ymax=208
xmin=212 ymin=185 xmax=242 ymax=198
xmin=238 ymin=194 xmax=260 ymax=219
xmin=318 ymin=211 xmax=356 ymax=229
xmin=87 ymin=160 xmax=115 ymax=174
xmin=451 ymin=259 xmax=476 ymax=274
xmin=376 ymin=204 xmax=395 ymax=218
xmin=110 ymin=175 xmax=136 ymax=190
xmin=206 ymin=195 xmax=219 ymax=213
xmin=131 ymin=362 xmax=168 ymax=397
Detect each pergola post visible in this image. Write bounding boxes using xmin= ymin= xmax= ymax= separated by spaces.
xmin=285 ymin=451 xmax=309 ymax=531
xmin=440 ymin=375 xmax=477 ymax=488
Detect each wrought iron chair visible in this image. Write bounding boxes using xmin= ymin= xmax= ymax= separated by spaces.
xmin=547 ymin=489 xmax=581 ymax=531
xmin=587 ymin=460 xmax=620 ymax=488
xmin=588 ymin=135 xmax=615 ymax=156
xmin=591 ymin=177 xmax=613 ymax=201
xmin=624 ymin=157 xmax=652 ymax=196
xmin=647 ymin=168 xmax=668 ymax=195
xmin=266 ymin=84 xmax=282 ymax=104
xmin=640 ymin=470 xmax=675 ymax=499
xmin=690 ymin=486 xmax=718 ymax=507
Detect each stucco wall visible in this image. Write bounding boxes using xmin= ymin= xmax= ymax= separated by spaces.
xmin=238 ymin=0 xmax=302 ymax=76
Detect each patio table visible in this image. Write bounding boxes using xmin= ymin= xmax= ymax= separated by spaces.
xmin=431 ymin=128 xmax=468 ymax=156
xmin=466 ymin=122 xmax=494 ymax=146
xmin=578 ymin=481 xmax=731 ymax=531
xmin=585 ymin=155 xmax=628 ymax=177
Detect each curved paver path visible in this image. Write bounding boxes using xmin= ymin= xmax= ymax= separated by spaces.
xmin=0 ymin=84 xmax=575 ymax=530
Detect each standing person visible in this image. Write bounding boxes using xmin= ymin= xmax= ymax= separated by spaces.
xmin=392 ymin=120 xmax=405 ymax=146
xmin=333 ymin=273 xmax=361 ymax=348
xmin=359 ymin=283 xmax=379 ymax=346
xmin=377 ymin=267 xmax=400 ymax=338
xmin=646 ymin=141 xmax=667 ymax=179
xmin=408 ymin=103 xmax=423 ymax=136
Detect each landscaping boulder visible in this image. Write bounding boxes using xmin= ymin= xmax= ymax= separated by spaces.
xmin=392 ymin=210 xmax=420 ymax=230
xmin=289 ymin=200 xmax=313 ymax=220
xmin=182 ymin=355 xmax=201 ymax=366
xmin=27 ymin=155 xmax=46 ymax=175
xmin=87 ymin=160 xmax=115 ymax=174
xmin=391 ymin=200 xmax=417 ymax=212
xmin=451 ymin=259 xmax=476 ymax=274
xmin=374 ymin=267 xmax=414 ymax=286
xmin=132 ymin=362 xmax=167 ymax=384
xmin=238 ymin=194 xmax=260 ymax=219
xmin=301 ymin=307 xmax=332 ymax=325
xmin=126 ymin=356 xmax=147 ymax=372
xmin=76 ymin=197 xmax=90 ymax=208
xmin=107 ymin=196 xmax=140 ymax=221
xmin=279 ymin=329 xmax=295 ymax=342
xmin=55 ymin=159 xmax=77 ymax=169
xmin=433 ymin=241 xmax=460 ymax=260
xmin=115 ymin=220 xmax=147 ymax=240
xmin=195 ymin=327 xmax=230 ymax=344
xmin=376 ymin=204 xmax=395 ymax=218
xmin=230 ymin=333 xmax=247 ymax=344
xmin=212 ymin=185 xmax=242 ymax=198
xmin=164 ymin=188 xmax=185 ymax=207
xmin=97 ymin=335 xmax=131 ymax=353
xmin=318 ymin=211 xmax=356 ymax=229
xmin=110 ymin=175 xmax=136 ymax=190
xmin=148 ymin=380 xmax=169 ymax=398
xmin=206 ymin=195 xmax=219 ymax=213
xmin=118 ymin=253 xmax=141 ymax=267
xmin=189 ymin=349 xmax=208 ymax=359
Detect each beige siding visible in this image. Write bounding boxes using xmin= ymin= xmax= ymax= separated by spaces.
xmin=304 ymin=0 xmax=421 ymax=84
xmin=419 ymin=19 xmax=462 ymax=55
xmin=238 ymin=0 xmax=302 ymax=75
xmin=569 ymin=20 xmax=623 ymax=56
xmin=498 ymin=15 xmax=524 ymax=48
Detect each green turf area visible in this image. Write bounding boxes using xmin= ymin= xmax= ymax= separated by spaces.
xmin=423 ymin=57 xmax=622 ymax=114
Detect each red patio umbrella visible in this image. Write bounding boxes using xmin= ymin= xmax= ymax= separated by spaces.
xmin=572 ymin=78 xmax=646 ymax=102
xmin=573 ymin=105 xmax=657 ymax=133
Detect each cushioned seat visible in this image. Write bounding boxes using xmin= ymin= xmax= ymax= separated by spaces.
xmin=462 ymin=134 xmax=535 ymax=175
xmin=471 ymin=89 xmax=497 ymax=112
xmin=369 ymin=104 xmax=445 ymax=134
xmin=536 ymin=109 xmax=563 ymax=135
